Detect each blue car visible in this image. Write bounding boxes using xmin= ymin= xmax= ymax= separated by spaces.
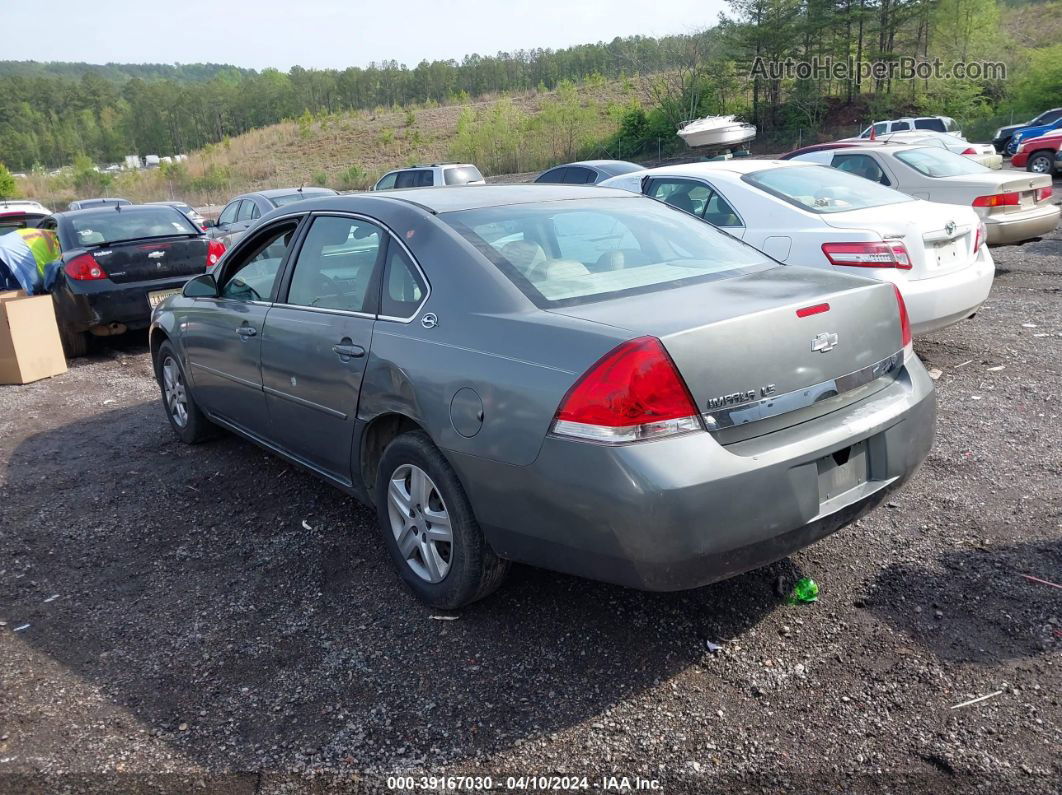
xmin=1007 ymin=117 xmax=1062 ymax=155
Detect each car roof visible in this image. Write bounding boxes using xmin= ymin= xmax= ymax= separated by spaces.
xmin=626 ymin=159 xmax=814 ymax=177
xmin=785 ymin=141 xmax=933 ymax=158
xmin=292 ymin=185 xmax=640 ymax=214
xmin=251 ymin=187 xmax=338 ymax=199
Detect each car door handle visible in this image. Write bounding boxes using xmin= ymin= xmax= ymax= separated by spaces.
xmin=332 ymin=342 xmax=365 ymax=359
xmin=236 ymin=326 xmax=257 ymax=338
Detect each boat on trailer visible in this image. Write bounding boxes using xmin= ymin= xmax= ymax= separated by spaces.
xmin=677 ymin=115 xmax=757 ymax=150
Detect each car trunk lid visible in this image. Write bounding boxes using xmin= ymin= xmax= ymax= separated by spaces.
xmin=92 ymin=236 xmax=208 ymax=284
xmin=945 ymin=172 xmax=1053 ymax=215
xmin=548 ymin=267 xmax=905 ymax=441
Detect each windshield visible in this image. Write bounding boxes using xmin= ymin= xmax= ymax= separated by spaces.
xmin=895 ymin=147 xmax=990 ymax=177
xmin=444 ymin=166 xmax=484 ymax=185
xmin=69 ymin=207 xmax=199 ymax=246
xmin=441 ymin=197 xmax=774 ymax=307
xmin=0 ymin=213 xmax=44 ymax=233
xmin=744 ymin=165 xmax=912 ymax=214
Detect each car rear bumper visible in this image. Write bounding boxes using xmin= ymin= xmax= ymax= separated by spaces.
xmin=447 ymin=358 xmax=935 ymax=591
xmin=985 ymin=204 xmax=1060 ymax=245
xmin=52 ymin=273 xmax=197 ymax=334
xmin=902 ymin=247 xmax=994 ymax=336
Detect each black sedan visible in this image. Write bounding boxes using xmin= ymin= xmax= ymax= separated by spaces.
xmin=37 ymin=205 xmax=225 ymax=356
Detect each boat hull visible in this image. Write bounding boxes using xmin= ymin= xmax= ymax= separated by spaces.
xmin=678 ymin=123 xmax=757 ymax=149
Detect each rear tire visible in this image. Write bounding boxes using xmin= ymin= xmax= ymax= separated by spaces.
xmin=59 ymin=326 xmax=89 ymax=359
xmin=374 ymin=431 xmax=509 ymax=609
xmin=1027 ymin=152 xmax=1054 ymax=174
xmin=154 ymin=340 xmax=214 ymax=444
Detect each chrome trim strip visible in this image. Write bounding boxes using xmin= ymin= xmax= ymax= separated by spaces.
xmin=190 ymin=362 xmax=261 ymax=390
xmin=702 ymin=350 xmax=905 ymax=431
xmin=271 ymin=302 xmax=375 ymax=320
xmin=263 ymin=385 xmax=348 ymax=419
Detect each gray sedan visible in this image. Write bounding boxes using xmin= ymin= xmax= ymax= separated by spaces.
xmin=150 ymin=186 xmax=935 ymax=608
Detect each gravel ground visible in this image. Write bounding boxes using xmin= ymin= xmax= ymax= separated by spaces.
xmin=1 ymin=214 xmax=1059 ymax=794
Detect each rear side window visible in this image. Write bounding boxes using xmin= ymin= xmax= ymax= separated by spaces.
xmin=236 ymin=201 xmax=256 ymax=222
xmin=381 ymin=244 xmax=427 ymax=318
xmin=563 ymin=167 xmax=594 ymax=184
xmin=832 ymin=153 xmax=891 ymax=186
xmin=444 ymin=166 xmax=483 ymax=185
xmin=415 ymin=170 xmax=435 ymax=187
xmin=443 ymin=197 xmax=772 ymax=307
xmin=648 ymin=179 xmax=711 ymax=216
xmin=395 ymin=171 xmax=420 ymax=189
xmin=286 ymin=216 xmax=382 ymax=313
xmin=891 ymin=121 xmax=911 ymax=131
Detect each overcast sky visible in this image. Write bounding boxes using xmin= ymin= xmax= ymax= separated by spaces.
xmin=0 ymin=0 xmax=726 ymax=70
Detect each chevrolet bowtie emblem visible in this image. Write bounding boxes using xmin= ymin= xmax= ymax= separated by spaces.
xmin=811 ymin=332 xmax=839 ymax=352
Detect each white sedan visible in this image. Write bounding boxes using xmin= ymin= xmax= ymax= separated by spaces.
xmin=841 ymin=131 xmax=1001 ymax=169
xmin=600 ymin=160 xmax=994 ymax=336
xmin=784 ymin=143 xmax=1059 ymax=246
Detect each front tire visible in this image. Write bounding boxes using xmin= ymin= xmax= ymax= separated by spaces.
xmin=374 ymin=431 xmax=509 ymax=609
xmin=1027 ymin=152 xmax=1054 ymax=174
xmin=154 ymin=340 xmax=214 ymax=444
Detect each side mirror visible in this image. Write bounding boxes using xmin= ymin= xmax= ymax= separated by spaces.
xmin=203 ymin=218 xmax=218 ymax=228
xmin=184 ymin=272 xmax=218 ymax=298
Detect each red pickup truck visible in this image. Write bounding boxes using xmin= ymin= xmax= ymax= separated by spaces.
xmin=1011 ymin=133 xmax=1062 ymax=174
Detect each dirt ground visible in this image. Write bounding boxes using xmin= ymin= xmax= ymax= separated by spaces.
xmin=1 ymin=210 xmax=1059 ymax=794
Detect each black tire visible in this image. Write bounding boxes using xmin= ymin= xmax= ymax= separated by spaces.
xmin=154 ymin=340 xmax=214 ymax=444
xmin=59 ymin=326 xmax=89 ymax=359
xmin=374 ymin=431 xmax=509 ymax=609
xmin=1027 ymin=151 xmax=1055 ymax=175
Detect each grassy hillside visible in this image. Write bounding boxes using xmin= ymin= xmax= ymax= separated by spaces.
xmin=18 ymin=77 xmax=648 ymax=210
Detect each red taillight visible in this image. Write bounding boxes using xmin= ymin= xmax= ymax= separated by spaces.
xmin=892 ymin=285 xmax=913 ymax=353
xmin=821 ymin=241 xmax=912 ymax=269
xmin=961 ymin=147 xmax=977 ymax=155
xmin=1037 ymin=186 xmax=1053 ymax=202
xmin=206 ymin=239 xmax=226 ymax=267
xmin=552 ymin=336 xmax=702 ymax=443
xmin=64 ymin=253 xmax=107 ymax=281
xmin=796 ymin=302 xmax=830 ymax=318
xmin=972 ymin=192 xmax=1019 ymax=208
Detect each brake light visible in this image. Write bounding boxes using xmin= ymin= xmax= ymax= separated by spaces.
xmin=961 ymin=147 xmax=977 ymax=155
xmin=821 ymin=241 xmax=912 ymax=269
xmin=206 ymin=239 xmax=226 ymax=267
xmin=972 ymin=192 xmax=1019 ymax=207
xmin=892 ymin=285 xmax=913 ymax=356
xmin=796 ymin=302 xmax=830 ymax=318
xmin=552 ymin=336 xmax=702 ymax=443
xmin=1037 ymin=186 xmax=1053 ymax=202
xmin=64 ymin=253 xmax=107 ymax=281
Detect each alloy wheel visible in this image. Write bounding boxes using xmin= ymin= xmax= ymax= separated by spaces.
xmin=161 ymin=356 xmax=188 ymax=428
xmin=1030 ymin=156 xmax=1052 ymax=173
xmin=386 ymin=464 xmax=453 ymax=583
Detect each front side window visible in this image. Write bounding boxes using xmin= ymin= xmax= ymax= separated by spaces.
xmin=286 ymin=216 xmax=382 ymax=313
xmin=375 ymin=172 xmax=398 ymax=190
xmin=745 ymin=164 xmax=911 ymax=214
xmin=442 ymin=197 xmax=773 ymax=307
xmin=832 ymin=153 xmax=891 ymax=186
xmin=218 ymin=201 xmax=240 ymax=226
xmin=220 ymin=222 xmax=298 ymax=302
xmin=894 ymin=147 xmax=990 ymax=177
xmin=649 ymin=178 xmax=711 ymax=216
xmin=381 ymin=244 xmax=427 ymax=318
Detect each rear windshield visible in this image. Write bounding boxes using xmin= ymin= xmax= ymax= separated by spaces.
xmin=0 ymin=213 xmax=43 ymax=233
xmin=441 ymin=197 xmax=773 ymax=307
xmin=69 ymin=207 xmax=199 ymax=246
xmin=914 ymin=118 xmax=947 ymax=132
xmin=744 ymin=165 xmax=912 ymax=214
xmin=444 ymin=166 xmax=484 ymax=185
xmin=271 ymin=189 xmax=335 ymax=207
xmin=894 ymin=147 xmax=989 ymax=177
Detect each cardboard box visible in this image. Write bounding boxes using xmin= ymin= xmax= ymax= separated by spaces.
xmin=0 ymin=290 xmax=68 ymax=385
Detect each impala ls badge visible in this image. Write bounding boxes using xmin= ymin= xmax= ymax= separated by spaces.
xmin=811 ymin=332 xmax=839 ymax=352
xmin=148 ymin=251 xmax=165 ymax=259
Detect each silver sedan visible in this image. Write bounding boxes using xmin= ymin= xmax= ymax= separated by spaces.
xmin=150 ymin=186 xmax=935 ymax=608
